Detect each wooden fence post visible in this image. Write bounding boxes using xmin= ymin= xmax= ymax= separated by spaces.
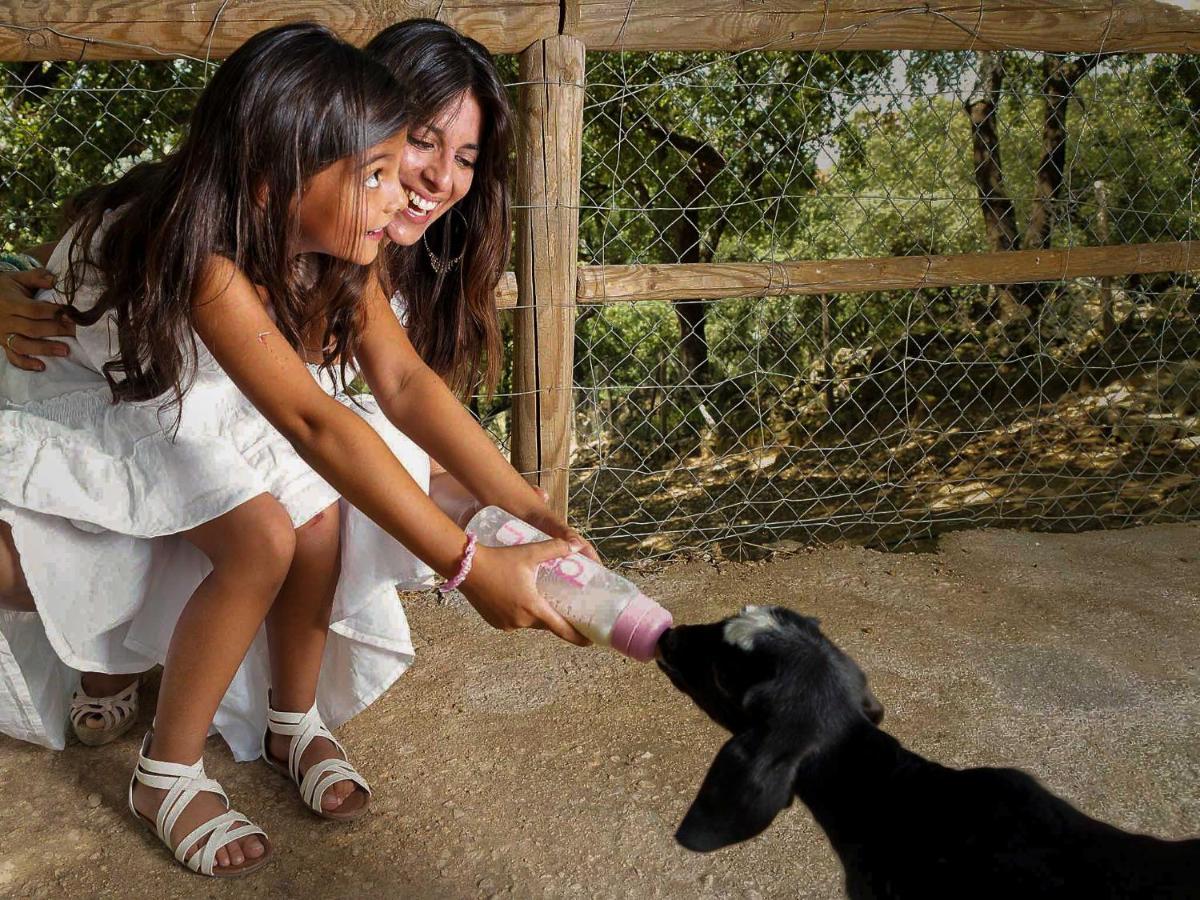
xmin=513 ymin=34 xmax=586 ymax=518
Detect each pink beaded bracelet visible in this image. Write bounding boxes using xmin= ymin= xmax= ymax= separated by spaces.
xmin=437 ymin=532 xmax=478 ymax=593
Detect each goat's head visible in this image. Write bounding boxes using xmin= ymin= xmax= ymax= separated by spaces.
xmin=657 ymin=605 xmax=884 ymax=852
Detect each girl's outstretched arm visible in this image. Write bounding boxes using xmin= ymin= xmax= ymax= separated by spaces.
xmin=354 ymin=280 xmax=598 ymax=562
xmin=193 ymin=257 xmax=587 ymax=645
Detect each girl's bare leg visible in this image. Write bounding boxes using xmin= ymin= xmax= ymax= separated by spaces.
xmin=130 ymin=493 xmax=296 ymax=871
xmin=262 ymin=502 xmax=363 ymax=813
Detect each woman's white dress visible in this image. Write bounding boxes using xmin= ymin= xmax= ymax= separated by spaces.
xmin=0 ymin=226 xmax=434 ymax=759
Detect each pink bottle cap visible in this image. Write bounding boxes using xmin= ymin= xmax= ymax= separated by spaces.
xmin=610 ymin=592 xmax=673 ymax=662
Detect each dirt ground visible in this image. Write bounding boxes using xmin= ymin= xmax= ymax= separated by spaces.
xmin=1 ymin=523 xmax=1197 ymax=899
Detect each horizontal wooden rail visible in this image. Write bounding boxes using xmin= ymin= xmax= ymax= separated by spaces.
xmin=4 ymin=0 xmax=1200 ymax=60
xmin=571 ymin=1 xmax=1200 ymax=54
xmin=0 ymin=2 xmax=556 ymax=60
xmin=573 ymin=240 xmax=1200 ymax=303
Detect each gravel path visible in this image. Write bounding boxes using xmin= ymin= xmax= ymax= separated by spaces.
xmin=1 ymin=523 xmax=1196 ymax=899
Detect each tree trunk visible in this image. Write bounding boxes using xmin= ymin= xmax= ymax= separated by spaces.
xmin=965 ymin=51 xmax=1021 ymax=322
xmin=1028 ymin=56 xmax=1099 ymax=250
xmin=1023 ymin=55 xmax=1100 ymax=317
xmin=643 ymin=124 xmax=727 ymax=451
xmin=673 ymin=202 xmax=710 ymax=384
xmin=965 ymin=52 xmax=1021 ymax=254
xmin=644 ymin=124 xmax=726 ymax=389
xmin=7 ymin=62 xmax=63 ymax=109
xmin=964 ymin=52 xmax=1099 ymax=322
xmin=1094 ymin=178 xmax=1115 ymax=337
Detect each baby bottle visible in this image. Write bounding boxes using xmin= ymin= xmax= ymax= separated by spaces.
xmin=465 ymin=506 xmax=673 ymax=661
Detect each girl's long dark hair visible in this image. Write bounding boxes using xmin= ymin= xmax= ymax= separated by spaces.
xmin=63 ymin=23 xmax=412 ymax=408
xmin=366 ymin=19 xmax=512 ymax=396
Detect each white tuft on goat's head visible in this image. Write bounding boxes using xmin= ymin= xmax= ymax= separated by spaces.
xmin=723 ymin=605 xmax=782 ymax=651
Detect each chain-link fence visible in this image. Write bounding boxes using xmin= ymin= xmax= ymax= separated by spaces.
xmin=1 ymin=59 xmax=208 ymax=249
xmin=575 ymin=49 xmax=1200 ymax=558
xmin=3 ymin=46 xmax=1198 ymax=562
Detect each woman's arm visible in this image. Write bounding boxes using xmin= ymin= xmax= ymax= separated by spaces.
xmin=193 ymin=258 xmax=587 ymax=644
xmin=354 ymin=281 xmax=597 ymax=559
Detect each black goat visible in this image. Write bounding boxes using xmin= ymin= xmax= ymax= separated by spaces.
xmin=657 ymin=605 xmax=1200 ymax=899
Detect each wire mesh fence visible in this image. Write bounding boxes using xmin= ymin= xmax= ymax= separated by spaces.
xmin=1 ymin=59 xmax=209 ymax=250
xmin=575 ymin=49 xmax=1200 ymax=558
xmin=3 ymin=46 xmax=1198 ymax=561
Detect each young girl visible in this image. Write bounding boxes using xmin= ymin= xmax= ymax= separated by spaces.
xmin=0 ymin=22 xmax=589 ymax=878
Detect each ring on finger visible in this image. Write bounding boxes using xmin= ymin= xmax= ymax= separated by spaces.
xmin=4 ymin=333 xmax=15 ymax=351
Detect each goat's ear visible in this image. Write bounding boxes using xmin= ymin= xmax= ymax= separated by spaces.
xmin=675 ymin=724 xmax=803 ymax=852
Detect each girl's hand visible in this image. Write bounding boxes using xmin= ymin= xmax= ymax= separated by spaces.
xmin=460 ymin=542 xmax=592 ymax=647
xmin=1 ymin=270 xmax=72 ymax=370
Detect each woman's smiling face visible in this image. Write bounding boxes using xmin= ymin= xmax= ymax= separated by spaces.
xmin=384 ymin=90 xmax=482 ymax=247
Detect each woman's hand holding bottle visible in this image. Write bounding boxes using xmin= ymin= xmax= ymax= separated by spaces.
xmin=506 ymin=485 xmax=602 ymax=566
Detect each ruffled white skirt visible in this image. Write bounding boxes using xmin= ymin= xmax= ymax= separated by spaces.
xmin=0 ymin=309 xmax=433 ymax=759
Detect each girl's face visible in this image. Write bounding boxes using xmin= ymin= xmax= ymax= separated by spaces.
xmin=296 ymin=132 xmax=408 ymax=264
xmin=384 ymin=91 xmax=482 ymax=247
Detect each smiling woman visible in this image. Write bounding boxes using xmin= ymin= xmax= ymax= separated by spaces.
xmin=387 ymin=93 xmax=481 ymax=239
xmin=365 ymin=20 xmax=512 ymax=397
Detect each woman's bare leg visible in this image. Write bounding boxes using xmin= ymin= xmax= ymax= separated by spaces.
xmin=0 ymin=521 xmax=34 ymax=611
xmin=130 ymin=493 xmax=295 ymax=871
xmin=262 ymin=501 xmax=364 ymax=813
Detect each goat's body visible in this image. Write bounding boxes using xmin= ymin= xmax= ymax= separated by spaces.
xmin=659 ymin=609 xmax=1198 ymax=898
xmin=800 ymin=723 xmax=1200 ymax=900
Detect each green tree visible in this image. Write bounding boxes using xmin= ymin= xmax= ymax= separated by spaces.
xmin=1 ymin=60 xmax=208 ymax=252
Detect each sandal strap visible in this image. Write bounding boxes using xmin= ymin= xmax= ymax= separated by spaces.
xmin=70 ymin=681 xmax=138 ymax=731
xmin=264 ymin=702 xmax=370 ymax=813
xmin=129 ymin=732 xmax=265 ymax=877
xmin=175 ymin=810 xmax=267 ymax=876
xmin=300 ymin=758 xmax=371 ymax=812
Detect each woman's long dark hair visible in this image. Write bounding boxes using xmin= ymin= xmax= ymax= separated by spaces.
xmin=63 ymin=23 xmax=412 ymax=408
xmin=366 ymin=19 xmax=512 ymax=396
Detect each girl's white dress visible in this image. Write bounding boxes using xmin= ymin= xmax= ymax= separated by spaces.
xmin=0 ymin=226 xmax=434 ymax=759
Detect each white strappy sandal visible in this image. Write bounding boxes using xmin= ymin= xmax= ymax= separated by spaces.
xmin=262 ymin=701 xmax=371 ymax=821
xmin=129 ymin=732 xmax=273 ymax=877
xmin=70 ymin=678 xmax=139 ymax=746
